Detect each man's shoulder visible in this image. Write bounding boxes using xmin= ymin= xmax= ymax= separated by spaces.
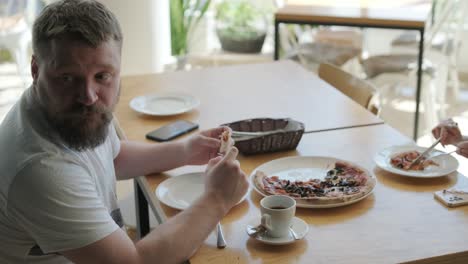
xmin=0 ymin=94 xmax=58 ymax=196
xmin=0 ymin=120 xmax=73 ymax=178
xmin=10 ymin=154 xmax=92 ymax=204
xmin=12 ymin=151 xmax=78 ymax=182
xmin=0 ymin=90 xmax=74 ymax=173
xmin=0 ymin=89 xmax=42 ymax=153
xmin=18 ymin=153 xmax=88 ymax=181
xmin=1 ymin=147 xmax=89 ymax=215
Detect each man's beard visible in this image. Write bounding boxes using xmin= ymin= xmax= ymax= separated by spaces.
xmin=47 ymin=103 xmax=114 ymax=151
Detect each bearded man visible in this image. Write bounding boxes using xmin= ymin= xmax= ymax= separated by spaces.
xmin=0 ymin=1 xmax=248 ymax=263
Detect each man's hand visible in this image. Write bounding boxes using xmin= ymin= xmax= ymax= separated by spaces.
xmin=182 ymin=126 xmax=231 ymax=165
xmin=432 ymin=118 xmax=462 ymax=146
xmin=204 ymin=147 xmax=249 ymax=214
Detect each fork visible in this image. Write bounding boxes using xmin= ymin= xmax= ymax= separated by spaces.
xmin=409 ymin=138 xmax=441 ymax=167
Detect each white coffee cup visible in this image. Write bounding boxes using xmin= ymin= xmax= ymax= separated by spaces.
xmin=260 ymin=195 xmax=296 ymax=238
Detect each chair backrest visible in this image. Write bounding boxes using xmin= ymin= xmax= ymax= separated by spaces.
xmin=318 ymin=62 xmax=380 ymax=115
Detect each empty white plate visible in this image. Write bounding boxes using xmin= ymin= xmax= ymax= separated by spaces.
xmin=155 ymin=172 xmax=204 ymax=210
xmin=155 ymin=172 xmax=248 ymax=210
xmin=130 ymin=93 xmax=200 ymax=116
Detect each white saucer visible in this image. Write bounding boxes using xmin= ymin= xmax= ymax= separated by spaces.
xmin=246 ymin=216 xmax=308 ymax=245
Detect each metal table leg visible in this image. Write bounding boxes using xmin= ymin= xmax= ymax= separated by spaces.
xmin=274 ymin=19 xmax=280 ymax=60
xmin=135 ymin=179 xmax=150 ymax=238
xmin=413 ymin=28 xmax=425 ymax=141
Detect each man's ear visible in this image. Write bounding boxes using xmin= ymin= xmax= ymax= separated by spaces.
xmin=31 ymin=55 xmax=38 ymax=81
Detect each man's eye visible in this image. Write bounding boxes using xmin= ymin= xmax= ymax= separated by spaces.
xmin=61 ymin=75 xmax=74 ymax=83
xmin=96 ymin=73 xmax=112 ymax=82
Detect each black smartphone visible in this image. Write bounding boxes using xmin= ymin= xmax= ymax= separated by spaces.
xmin=146 ymin=120 xmax=199 ymax=142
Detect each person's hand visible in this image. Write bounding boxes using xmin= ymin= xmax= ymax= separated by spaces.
xmin=204 ymin=147 xmax=249 ymax=214
xmin=455 ymin=141 xmax=468 ymax=158
xmin=182 ymin=126 xmax=231 ymax=165
xmin=432 ymin=118 xmax=462 ymax=146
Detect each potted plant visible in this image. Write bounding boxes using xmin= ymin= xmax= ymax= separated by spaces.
xmin=170 ymin=0 xmax=211 ymax=69
xmin=215 ymin=0 xmax=268 ymax=53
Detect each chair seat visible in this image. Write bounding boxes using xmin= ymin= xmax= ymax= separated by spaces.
xmin=361 ymin=54 xmax=436 ymax=78
xmin=391 ymin=31 xmax=454 ymax=54
xmin=288 ymin=42 xmax=361 ymax=67
xmin=314 ymin=29 xmax=362 ymax=50
xmin=391 ymin=31 xmax=420 ymax=46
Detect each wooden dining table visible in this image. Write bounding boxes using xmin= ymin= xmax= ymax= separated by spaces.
xmin=115 ymin=61 xmax=468 ymax=263
xmin=274 ymin=1 xmax=432 ymax=140
xmin=117 ymin=60 xmax=382 ymax=136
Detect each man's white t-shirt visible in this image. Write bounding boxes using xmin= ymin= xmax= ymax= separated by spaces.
xmin=0 ymin=88 xmax=122 ymax=263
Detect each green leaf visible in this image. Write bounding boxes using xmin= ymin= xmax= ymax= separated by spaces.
xmin=170 ymin=0 xmax=212 ymax=56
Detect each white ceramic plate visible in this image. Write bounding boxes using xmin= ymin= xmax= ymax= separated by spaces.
xmin=246 ymin=216 xmax=308 ymax=245
xmin=374 ymin=145 xmax=459 ymax=178
xmin=129 ymin=93 xmax=200 ymax=116
xmin=250 ymin=156 xmax=375 ymax=208
xmin=156 ymin=172 xmax=248 ymax=210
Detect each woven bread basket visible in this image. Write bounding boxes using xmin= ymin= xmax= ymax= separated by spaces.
xmin=223 ymin=118 xmax=305 ymax=155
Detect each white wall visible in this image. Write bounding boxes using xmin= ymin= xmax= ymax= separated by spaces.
xmin=98 ymin=0 xmax=171 ymax=76
xmin=457 ymin=30 xmax=468 ymax=73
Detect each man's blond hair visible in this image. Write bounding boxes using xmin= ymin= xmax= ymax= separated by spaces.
xmin=32 ymin=0 xmax=123 ymax=59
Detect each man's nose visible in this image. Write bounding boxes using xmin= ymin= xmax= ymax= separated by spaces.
xmin=77 ymin=81 xmax=98 ymax=106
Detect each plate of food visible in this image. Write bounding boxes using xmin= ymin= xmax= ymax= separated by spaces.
xmin=374 ymin=145 xmax=459 ymax=177
xmin=250 ymin=156 xmax=376 ymax=208
xmin=129 ymin=92 xmax=200 ymax=116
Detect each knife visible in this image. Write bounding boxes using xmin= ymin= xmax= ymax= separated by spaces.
xmin=409 ymin=138 xmax=442 ymax=167
xmin=216 ymin=222 xmax=226 ymax=249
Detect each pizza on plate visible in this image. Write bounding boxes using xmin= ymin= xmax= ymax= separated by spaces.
xmin=390 ymin=151 xmax=438 ymax=171
xmin=253 ymin=161 xmax=375 ymax=205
